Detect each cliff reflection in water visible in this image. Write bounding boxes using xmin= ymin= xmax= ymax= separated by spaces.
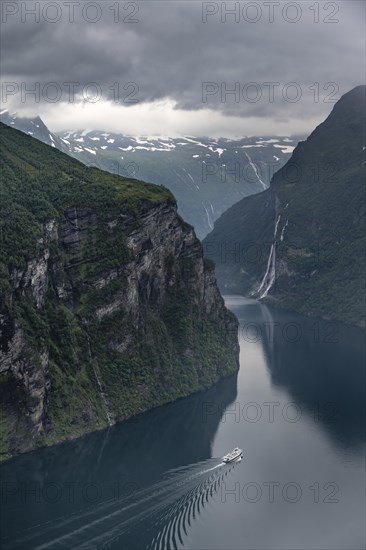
xmin=0 ymin=373 xmax=238 ymax=550
xmin=259 ymin=303 xmax=366 ymax=449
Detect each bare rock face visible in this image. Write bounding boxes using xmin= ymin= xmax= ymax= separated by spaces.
xmin=0 ymin=199 xmax=239 ymax=460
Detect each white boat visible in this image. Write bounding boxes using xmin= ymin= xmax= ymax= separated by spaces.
xmin=222 ymin=447 xmax=243 ymax=463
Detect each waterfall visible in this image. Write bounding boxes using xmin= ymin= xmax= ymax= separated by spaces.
xmin=256 ymin=214 xmax=281 ymax=299
xmin=86 ymin=336 xmax=113 ymax=427
xmin=244 ymin=152 xmax=266 ymax=190
xmin=256 ymin=244 xmax=274 ymax=296
xmin=74 ymin=206 xmax=79 ymax=230
xmin=259 ymin=245 xmax=276 ymax=299
xmin=280 ymin=219 xmax=289 ymax=241
xmin=202 ymin=202 xmax=214 ymax=230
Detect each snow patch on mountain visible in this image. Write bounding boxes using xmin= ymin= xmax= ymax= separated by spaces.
xmin=241 ymin=144 xmax=266 ymax=148
xmin=208 ymin=146 xmax=225 ymax=157
xmin=183 ymin=137 xmax=209 ymax=148
xmin=256 ymin=139 xmax=280 ymax=144
xmin=273 ymin=144 xmax=295 ymax=154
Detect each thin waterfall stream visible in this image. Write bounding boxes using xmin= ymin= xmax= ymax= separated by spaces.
xmin=86 ymin=335 xmax=113 ymax=427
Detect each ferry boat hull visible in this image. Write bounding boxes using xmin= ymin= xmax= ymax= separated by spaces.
xmin=222 ymin=447 xmax=243 ymax=463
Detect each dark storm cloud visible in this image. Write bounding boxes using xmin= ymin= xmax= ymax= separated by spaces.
xmin=1 ymin=0 xmax=365 ymax=131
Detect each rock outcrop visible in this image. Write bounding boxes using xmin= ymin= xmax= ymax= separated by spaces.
xmin=0 ymin=123 xmax=239 ymax=460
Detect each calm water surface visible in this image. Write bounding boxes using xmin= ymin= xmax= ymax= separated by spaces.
xmin=1 ymin=297 xmax=365 ymax=549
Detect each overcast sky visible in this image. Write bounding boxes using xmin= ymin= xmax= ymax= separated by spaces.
xmin=1 ymin=0 xmax=365 ymax=136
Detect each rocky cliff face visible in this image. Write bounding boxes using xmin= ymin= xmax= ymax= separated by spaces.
xmin=0 ymin=124 xmax=239 ymax=460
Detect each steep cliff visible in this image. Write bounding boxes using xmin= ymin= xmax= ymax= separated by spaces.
xmin=203 ymin=85 xmax=366 ymax=325
xmin=0 ymin=123 xmax=239 ymax=460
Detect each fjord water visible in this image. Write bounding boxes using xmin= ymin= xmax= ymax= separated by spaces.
xmin=1 ymin=297 xmax=365 ymax=549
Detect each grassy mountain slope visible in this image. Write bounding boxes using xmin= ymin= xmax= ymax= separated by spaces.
xmin=0 ymin=111 xmax=300 ymax=239
xmin=203 ymin=85 xmax=366 ymax=325
xmin=0 ymin=123 xmax=239 ymax=459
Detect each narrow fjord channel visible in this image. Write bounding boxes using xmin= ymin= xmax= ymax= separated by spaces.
xmin=1 ymin=297 xmax=365 ymax=550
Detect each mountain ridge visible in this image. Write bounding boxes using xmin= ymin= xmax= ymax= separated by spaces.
xmin=203 ymin=85 xmax=366 ymax=325
xmin=0 ymin=110 xmax=301 ymax=238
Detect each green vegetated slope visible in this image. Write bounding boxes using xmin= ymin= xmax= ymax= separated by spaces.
xmin=0 ymin=109 xmax=301 ymax=239
xmin=203 ymin=85 xmax=366 ymax=325
xmin=0 ymin=123 xmax=239 ymax=459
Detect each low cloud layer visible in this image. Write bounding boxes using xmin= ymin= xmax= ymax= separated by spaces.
xmin=1 ymin=0 xmax=365 ymax=135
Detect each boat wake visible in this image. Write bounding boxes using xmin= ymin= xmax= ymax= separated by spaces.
xmin=3 ymin=458 xmax=240 ymax=550
xmin=147 ymin=459 xmax=243 ymax=550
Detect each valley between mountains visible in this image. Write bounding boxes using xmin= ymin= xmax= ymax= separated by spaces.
xmin=0 ymin=85 xmax=365 ymax=461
